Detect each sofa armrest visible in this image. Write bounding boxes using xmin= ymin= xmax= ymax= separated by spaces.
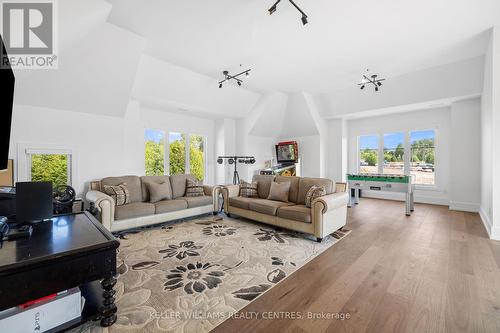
xmin=86 ymin=190 xmax=115 ymax=230
xmin=221 ymin=184 xmax=240 ymax=212
xmin=204 ymin=185 xmax=220 ymax=212
xmin=312 ymin=192 xmax=349 ymax=214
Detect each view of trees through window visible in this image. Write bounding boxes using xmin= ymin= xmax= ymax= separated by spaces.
xmin=30 ymin=154 xmax=70 ymax=188
xmin=359 ymin=135 xmax=379 ymax=174
xmin=410 ymin=130 xmax=435 ymax=185
xmin=383 ymin=132 xmax=404 ymax=174
xmin=145 ymin=129 xmax=165 ymax=176
xmin=358 ymin=130 xmax=436 ymax=185
xmin=189 ymin=134 xmax=205 ymax=181
xmin=169 ymin=132 xmax=186 ymax=175
xmin=145 ymin=130 xmax=205 ymax=180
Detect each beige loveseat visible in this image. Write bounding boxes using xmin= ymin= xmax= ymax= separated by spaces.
xmin=86 ymin=174 xmax=219 ymax=232
xmin=222 ymin=175 xmax=348 ymax=241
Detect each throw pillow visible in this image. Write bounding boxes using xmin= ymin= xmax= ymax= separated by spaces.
xmin=103 ymin=183 xmax=130 ymax=206
xmin=185 ymin=179 xmax=204 ymax=197
xmin=239 ymin=180 xmax=258 ymax=198
xmin=147 ymin=181 xmax=172 ymax=203
xmin=305 ymin=185 xmax=326 ymax=208
xmin=267 ymin=181 xmax=291 ymax=202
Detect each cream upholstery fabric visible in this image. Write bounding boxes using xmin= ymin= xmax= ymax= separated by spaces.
xmin=276 ymin=176 xmax=300 ymax=203
xmin=154 ymin=199 xmax=188 ymax=214
xmin=297 ymin=177 xmax=334 ymax=205
xmin=277 ymin=205 xmax=312 ymax=223
xmin=115 ymin=202 xmax=155 ymax=220
xmin=180 ymin=195 xmax=213 ymax=208
xmin=267 ymin=181 xmax=291 ymax=202
xmin=252 ymin=175 xmax=275 ymax=199
xmin=248 ymin=199 xmax=293 ymax=216
xmin=147 ymin=181 xmax=173 ymax=203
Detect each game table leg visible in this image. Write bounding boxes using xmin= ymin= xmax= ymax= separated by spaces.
xmin=405 ymin=193 xmax=411 ymax=216
xmin=410 ymin=192 xmax=415 ymax=212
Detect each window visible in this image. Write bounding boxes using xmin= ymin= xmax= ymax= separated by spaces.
xmin=383 ymin=132 xmax=404 ymax=175
xmin=357 ymin=129 xmax=436 ymax=186
xmin=28 ymin=153 xmax=72 ymax=188
xmin=359 ymin=135 xmax=379 ymax=174
xmin=189 ymin=134 xmax=205 ymax=181
xmin=169 ymin=132 xmax=186 ymax=175
xmin=410 ymin=130 xmax=435 ymax=185
xmin=145 ymin=129 xmax=165 ymax=176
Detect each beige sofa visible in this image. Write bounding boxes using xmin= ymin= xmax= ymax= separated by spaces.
xmin=222 ymin=175 xmax=348 ymax=242
xmin=86 ymin=174 xmax=219 ymax=232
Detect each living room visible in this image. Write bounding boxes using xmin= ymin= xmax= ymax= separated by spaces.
xmin=1 ymin=0 xmax=500 ymax=332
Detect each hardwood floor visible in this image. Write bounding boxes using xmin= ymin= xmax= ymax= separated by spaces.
xmin=213 ymin=198 xmax=500 ymax=333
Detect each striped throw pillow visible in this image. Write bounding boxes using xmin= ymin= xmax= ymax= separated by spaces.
xmin=103 ymin=183 xmax=130 ymax=206
xmin=239 ymin=180 xmax=258 ymax=198
xmin=186 ymin=179 xmax=204 ymax=197
xmin=305 ymin=185 xmax=326 ymax=208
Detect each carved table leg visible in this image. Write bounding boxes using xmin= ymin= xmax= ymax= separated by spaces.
xmin=100 ymin=276 xmax=117 ymax=327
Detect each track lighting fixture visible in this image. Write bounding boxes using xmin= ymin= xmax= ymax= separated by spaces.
xmin=358 ymin=69 xmax=385 ymax=92
xmin=218 ymin=68 xmax=251 ymax=88
xmin=268 ymin=0 xmax=309 ymax=26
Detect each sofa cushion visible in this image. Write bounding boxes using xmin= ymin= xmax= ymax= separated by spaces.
xmin=277 ymin=205 xmax=312 ymax=223
xmin=180 ymin=195 xmax=213 ymax=208
xmin=185 ymin=179 xmax=204 ymax=197
xmin=115 ymin=202 xmax=155 ymax=220
xmin=276 ymin=176 xmax=300 ymax=203
xmin=170 ymin=174 xmax=195 ymax=199
xmin=147 ymin=182 xmax=173 ymax=203
xmin=102 ymin=176 xmax=142 ymax=203
xmin=229 ymin=196 xmax=258 ymax=210
xmin=267 ymin=181 xmax=291 ymax=202
xmin=103 ymin=183 xmax=130 ymax=206
xmin=141 ymin=176 xmax=171 ymax=202
xmin=305 ymin=185 xmax=326 ymax=208
xmin=252 ymin=175 xmax=275 ymax=199
xmin=154 ymin=199 xmax=188 ymax=214
xmin=249 ymin=199 xmax=293 ymax=216
xmin=297 ymin=177 xmax=334 ymax=205
xmin=239 ymin=180 xmax=258 ymax=198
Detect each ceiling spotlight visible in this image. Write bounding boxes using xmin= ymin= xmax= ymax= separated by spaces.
xmin=219 ymin=83 xmax=223 ymax=89
xmin=268 ymin=0 xmax=280 ymax=14
xmin=245 ymin=71 xmax=250 ymax=78
xmin=268 ymin=0 xmax=309 ymax=26
xmin=358 ymin=69 xmax=385 ymax=92
xmin=237 ymin=81 xmax=242 ymax=86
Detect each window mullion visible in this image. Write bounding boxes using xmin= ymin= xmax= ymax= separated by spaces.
xmin=378 ymin=134 xmax=384 ymax=174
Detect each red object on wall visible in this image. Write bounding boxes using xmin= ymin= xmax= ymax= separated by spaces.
xmin=276 ymin=141 xmax=299 ymax=163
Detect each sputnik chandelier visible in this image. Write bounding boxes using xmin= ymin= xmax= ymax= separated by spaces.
xmin=218 ymin=68 xmax=251 ymax=88
xmin=358 ymin=69 xmax=386 ymax=92
xmin=268 ymin=0 xmax=309 ymax=26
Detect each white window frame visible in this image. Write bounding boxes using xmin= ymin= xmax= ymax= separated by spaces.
xmin=17 ymin=143 xmax=76 ymax=187
xmin=357 ymin=129 xmax=438 ymax=188
xmin=146 ymin=130 xmax=208 ymax=181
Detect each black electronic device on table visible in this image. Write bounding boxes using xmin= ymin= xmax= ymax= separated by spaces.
xmin=15 ymin=181 xmax=54 ymax=224
xmin=0 ymin=35 xmax=15 ymax=171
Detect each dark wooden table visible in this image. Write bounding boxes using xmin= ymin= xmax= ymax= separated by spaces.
xmin=0 ymin=212 xmax=120 ymax=331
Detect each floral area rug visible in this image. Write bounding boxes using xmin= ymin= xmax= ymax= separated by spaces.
xmin=72 ymin=215 xmax=350 ymax=333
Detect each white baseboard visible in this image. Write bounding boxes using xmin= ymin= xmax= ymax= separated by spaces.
xmin=479 ymin=206 xmax=498 ymax=240
xmin=449 ymin=201 xmax=480 ymax=213
xmin=361 ymin=191 xmax=449 ymax=206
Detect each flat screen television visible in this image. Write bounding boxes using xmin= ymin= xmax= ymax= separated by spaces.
xmin=275 ymin=141 xmax=299 ymax=164
xmin=0 ymin=35 xmax=15 ymax=171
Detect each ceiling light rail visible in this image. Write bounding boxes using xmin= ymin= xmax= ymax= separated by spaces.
xmin=218 ymin=69 xmax=251 ymax=88
xmin=268 ymin=0 xmax=309 ymax=25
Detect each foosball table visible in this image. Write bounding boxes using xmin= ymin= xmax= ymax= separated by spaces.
xmin=347 ymin=174 xmax=415 ymax=216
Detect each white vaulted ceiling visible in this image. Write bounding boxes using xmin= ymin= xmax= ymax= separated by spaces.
xmin=106 ymin=0 xmax=500 ymax=93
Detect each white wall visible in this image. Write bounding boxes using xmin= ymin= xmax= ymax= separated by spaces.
xmin=347 ymin=107 xmax=451 ymax=205
xmin=449 ymin=99 xmax=481 ymax=211
xmin=9 ymin=102 xmax=216 ymax=198
xmin=326 ymin=118 xmax=348 ymax=183
xmin=480 ymin=27 xmax=500 ymax=240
